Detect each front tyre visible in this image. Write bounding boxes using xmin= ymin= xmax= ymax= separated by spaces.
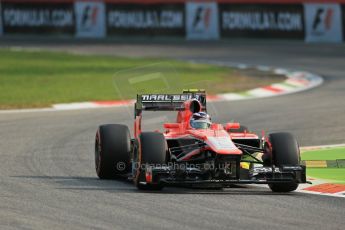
xmin=95 ymin=124 xmax=131 ymax=179
xmin=264 ymin=132 xmax=300 ymax=192
xmin=134 ymin=132 xmax=167 ymax=190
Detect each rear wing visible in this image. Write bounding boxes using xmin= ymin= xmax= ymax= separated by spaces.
xmin=134 ymin=90 xmax=207 ymax=117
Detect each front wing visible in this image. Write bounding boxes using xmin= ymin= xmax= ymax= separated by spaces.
xmin=140 ymin=165 xmax=307 ymax=187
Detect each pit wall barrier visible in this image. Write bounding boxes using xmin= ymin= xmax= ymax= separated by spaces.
xmin=0 ymin=0 xmax=344 ymax=43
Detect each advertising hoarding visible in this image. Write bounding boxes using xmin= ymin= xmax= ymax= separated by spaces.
xmin=75 ymin=1 xmax=106 ymax=38
xmin=220 ymin=4 xmax=304 ymax=39
xmin=106 ymin=3 xmax=185 ymax=37
xmin=0 ymin=2 xmax=3 ymax=36
xmin=186 ymin=2 xmax=219 ymax=40
xmin=305 ymin=3 xmax=343 ymax=42
xmin=304 ymin=4 xmax=343 ymax=42
xmin=1 ymin=2 xmax=75 ymax=35
xmin=343 ymin=5 xmax=345 ymax=41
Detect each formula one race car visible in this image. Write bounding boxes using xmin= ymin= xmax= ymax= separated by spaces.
xmin=95 ymin=90 xmax=307 ymax=192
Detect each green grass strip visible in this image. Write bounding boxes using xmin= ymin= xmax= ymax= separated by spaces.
xmin=0 ymin=49 xmax=281 ymax=109
xmin=301 ymin=147 xmax=345 ymax=161
xmin=307 ymin=168 xmax=345 ymax=184
xmin=302 ymin=147 xmax=345 ymax=183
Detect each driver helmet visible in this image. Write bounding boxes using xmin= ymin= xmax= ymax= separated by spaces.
xmin=190 ymin=112 xmax=211 ymax=129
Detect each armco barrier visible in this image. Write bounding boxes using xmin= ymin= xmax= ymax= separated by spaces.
xmin=0 ymin=0 xmax=344 ymax=42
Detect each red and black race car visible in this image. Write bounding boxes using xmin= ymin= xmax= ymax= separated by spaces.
xmin=95 ymin=90 xmax=308 ymax=192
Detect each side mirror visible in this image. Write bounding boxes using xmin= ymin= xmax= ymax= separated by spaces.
xmin=225 ymin=123 xmax=240 ymax=130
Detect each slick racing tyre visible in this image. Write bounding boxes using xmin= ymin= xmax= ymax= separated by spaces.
xmin=134 ymin=132 xmax=167 ymax=190
xmin=264 ymin=132 xmax=300 ymax=192
xmin=95 ymin=124 xmax=131 ymax=179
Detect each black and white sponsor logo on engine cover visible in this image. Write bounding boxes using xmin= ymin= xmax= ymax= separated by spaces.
xmin=141 ymin=94 xmax=201 ymax=102
xmin=1 ymin=2 xmax=75 ymax=34
xmin=220 ymin=4 xmax=304 ymax=39
xmin=106 ymin=4 xmax=185 ymax=36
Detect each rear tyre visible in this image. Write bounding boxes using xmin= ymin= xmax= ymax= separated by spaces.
xmin=265 ymin=132 xmax=300 ymax=192
xmin=135 ymin=132 xmax=167 ymax=190
xmin=95 ymin=124 xmax=131 ymax=179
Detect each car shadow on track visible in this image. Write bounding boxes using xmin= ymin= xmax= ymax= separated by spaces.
xmin=12 ymin=175 xmax=303 ymax=196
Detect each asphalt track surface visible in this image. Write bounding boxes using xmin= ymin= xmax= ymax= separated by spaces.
xmin=0 ymin=39 xmax=345 ymax=229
